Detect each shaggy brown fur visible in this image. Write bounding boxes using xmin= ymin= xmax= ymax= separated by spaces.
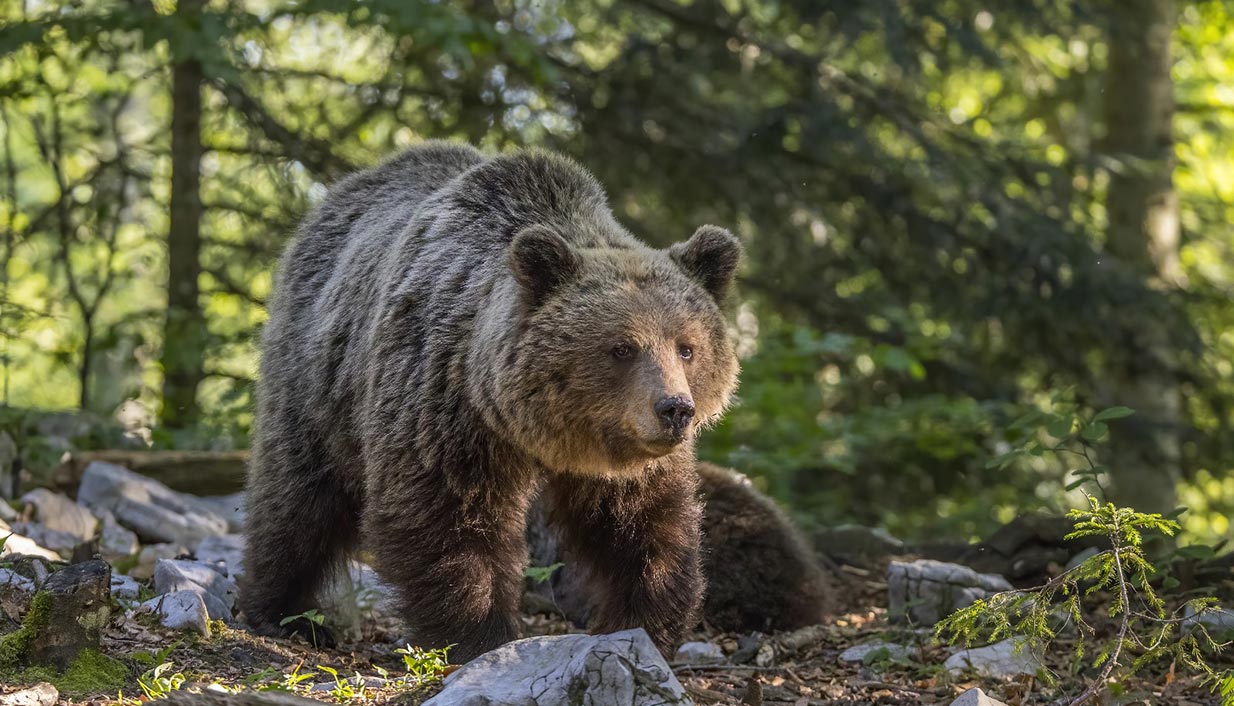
xmin=527 ymin=463 xmax=832 ymax=633
xmin=242 ymin=142 xmax=741 ymax=661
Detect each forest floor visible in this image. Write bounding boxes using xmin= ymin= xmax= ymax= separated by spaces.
xmin=2 ymin=560 xmax=1222 ymax=706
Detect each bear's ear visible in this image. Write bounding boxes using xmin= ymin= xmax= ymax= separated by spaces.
xmin=509 ymin=225 xmax=581 ymax=306
xmin=669 ymin=225 xmax=742 ymax=300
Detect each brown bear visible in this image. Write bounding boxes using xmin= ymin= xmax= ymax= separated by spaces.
xmin=526 ymin=462 xmax=833 ymax=633
xmin=241 ymin=142 xmax=742 ymax=661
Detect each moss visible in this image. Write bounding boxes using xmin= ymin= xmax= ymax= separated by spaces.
xmin=0 ymin=592 xmax=129 ymax=696
xmin=0 ymin=590 xmax=53 ymax=668
xmin=52 ymin=649 xmax=130 ymax=695
xmin=110 ymin=553 xmax=139 ymax=576
xmin=0 ymin=650 xmax=130 ymax=697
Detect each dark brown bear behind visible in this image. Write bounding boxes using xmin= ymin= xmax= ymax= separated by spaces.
xmin=527 ymin=462 xmax=833 ymax=633
xmin=241 ymin=142 xmax=742 ymax=662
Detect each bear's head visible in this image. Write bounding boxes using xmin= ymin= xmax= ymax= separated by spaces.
xmin=497 ymin=223 xmax=741 ymax=477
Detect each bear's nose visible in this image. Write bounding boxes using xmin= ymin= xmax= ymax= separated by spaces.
xmin=655 ymin=395 xmax=695 ymax=434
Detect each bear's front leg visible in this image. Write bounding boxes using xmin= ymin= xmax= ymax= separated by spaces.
xmin=545 ymin=460 xmax=704 ymax=653
xmin=366 ymin=469 xmax=535 ymax=664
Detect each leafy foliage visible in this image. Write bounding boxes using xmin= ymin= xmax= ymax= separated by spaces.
xmin=1 ymin=0 xmax=1232 ymax=542
xmin=937 ymin=408 xmax=1233 ymax=704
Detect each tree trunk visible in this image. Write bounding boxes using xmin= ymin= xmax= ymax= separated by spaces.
xmin=159 ymin=0 xmax=207 ymax=429
xmin=1102 ymin=0 xmax=1180 ymax=513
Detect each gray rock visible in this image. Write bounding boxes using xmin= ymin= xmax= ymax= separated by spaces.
xmin=195 ymin=534 xmax=244 ymax=579
xmin=815 ymin=525 xmax=905 ymax=567
xmin=424 ymin=629 xmax=690 ymax=706
xmin=132 ymin=543 xmax=189 ymax=580
xmin=949 ymin=688 xmax=1010 ymax=706
xmin=77 ymin=461 xmax=229 ymax=545
xmin=307 ymin=676 xmax=386 ymax=694
xmin=0 ymin=567 xmax=36 ymax=622
xmin=153 ymin=559 xmax=237 ymax=622
xmin=161 ymin=690 xmax=323 ymax=706
xmin=19 ymin=489 xmax=98 ymax=541
xmin=138 ymin=590 xmax=209 ymax=636
xmin=0 ymin=498 xmax=16 ymax=522
xmin=838 ymin=641 xmax=912 ymax=663
xmin=0 ymin=531 xmax=63 ymax=562
xmin=944 ymin=639 xmax=1043 ymax=678
xmin=9 ymin=522 xmax=82 ymax=556
xmin=198 ymin=493 xmax=246 ymax=533
xmin=6 ymin=557 xmax=50 ymax=588
xmin=674 ymin=640 xmax=725 ymax=664
xmin=97 ymin=510 xmax=141 ymax=562
xmin=1182 ymin=604 xmax=1234 ymax=635
xmin=0 ymin=682 xmax=59 ymax=706
xmin=319 ymin=560 xmax=397 ymax=640
xmin=888 ymin=559 xmax=1012 ymax=625
xmin=110 ymin=573 xmax=142 ymax=601
xmin=1064 ymin=547 xmax=1102 ymax=571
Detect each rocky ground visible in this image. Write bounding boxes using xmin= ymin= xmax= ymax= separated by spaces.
xmin=0 ymin=458 xmax=1229 ymax=706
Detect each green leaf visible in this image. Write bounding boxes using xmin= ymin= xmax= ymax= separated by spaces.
xmin=524 ymin=562 xmax=563 ymax=584
xmin=1081 ymin=422 xmax=1108 ymax=441
xmin=1092 ymin=406 xmax=1135 ymax=423
xmin=1175 ymin=544 xmax=1216 ymax=560
xmin=1048 ymin=417 xmax=1074 ymax=438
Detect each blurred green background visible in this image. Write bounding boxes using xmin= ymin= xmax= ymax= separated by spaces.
xmin=3 ymin=0 xmax=1233 ymax=545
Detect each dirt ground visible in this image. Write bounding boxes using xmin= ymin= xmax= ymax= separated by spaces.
xmin=1 ymin=562 xmax=1223 ymax=706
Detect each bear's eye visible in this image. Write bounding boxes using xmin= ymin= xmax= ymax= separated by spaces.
xmin=611 ymin=343 xmax=636 ymax=360
xmin=678 ymin=344 xmax=694 ymax=360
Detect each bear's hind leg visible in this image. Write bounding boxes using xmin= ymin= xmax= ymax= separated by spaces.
xmin=545 ymin=462 xmax=704 ymax=653
xmin=241 ymin=444 xmax=360 ymax=641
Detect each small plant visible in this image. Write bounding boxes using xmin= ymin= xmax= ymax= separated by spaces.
xmin=137 ymin=662 xmax=187 ymax=700
xmin=279 ymin=608 xmax=326 ymax=648
xmin=258 ymin=660 xmax=318 ymax=693
xmin=316 ymin=665 xmax=364 ymax=703
xmin=524 ymin=562 xmax=563 ymax=585
xmin=938 ymin=404 xmax=1232 ymax=705
xmin=394 ymin=644 xmax=451 ymax=686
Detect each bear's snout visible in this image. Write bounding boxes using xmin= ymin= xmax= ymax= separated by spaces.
xmin=655 ymin=395 xmax=695 ymax=438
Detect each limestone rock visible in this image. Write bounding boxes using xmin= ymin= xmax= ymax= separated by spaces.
xmin=944 ymin=639 xmax=1043 ymax=679
xmin=8 ymin=523 xmax=82 ymax=557
xmin=674 ymin=640 xmax=726 ymax=664
xmin=132 ymin=543 xmax=189 ymax=580
xmin=0 ymin=682 xmax=59 ymax=706
xmin=153 ymin=559 xmax=237 ymax=622
xmin=0 ymin=568 xmax=36 ymax=622
xmin=888 ymin=559 xmax=1012 ymax=625
xmin=195 ymin=534 xmax=244 ymax=579
xmin=308 ymin=676 xmax=386 ymax=694
xmin=18 ymin=489 xmax=98 ymax=541
xmin=110 ymin=573 xmax=141 ymax=602
xmin=198 ymin=493 xmax=246 ymax=533
xmin=137 ymin=590 xmax=209 ymax=636
xmin=949 ymin=688 xmax=1010 ymax=706
xmin=77 ymin=461 xmax=228 ymax=545
xmin=423 ymin=629 xmax=690 ymax=706
xmin=0 ymin=533 xmax=62 ymax=564
xmin=161 ymin=690 xmax=323 ymax=706
xmin=1182 ymin=604 xmax=1234 ymax=636
xmin=814 ymin=525 xmax=905 ymax=567
xmin=97 ymin=510 xmax=141 ymax=562
xmin=838 ymin=641 xmax=912 ymax=663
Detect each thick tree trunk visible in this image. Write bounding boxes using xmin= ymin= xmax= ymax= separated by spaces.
xmin=159 ymin=0 xmax=207 ymax=429
xmin=1102 ymin=0 xmax=1180 ymax=513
